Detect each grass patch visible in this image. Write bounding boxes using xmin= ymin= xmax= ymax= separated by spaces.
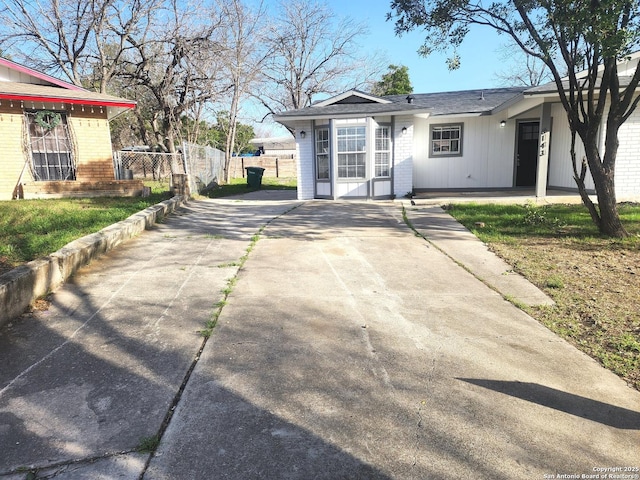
xmin=0 ymin=193 xmax=171 ymax=275
xmin=447 ymin=202 xmax=640 ymax=390
xmin=199 ymin=176 xmax=297 ymax=198
xmin=137 ymin=434 xmax=161 ymax=453
xmin=198 ymin=224 xmax=267 ymax=338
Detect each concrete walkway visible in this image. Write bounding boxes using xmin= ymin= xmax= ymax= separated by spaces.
xmin=405 ymin=204 xmax=554 ymax=307
xmin=0 ymin=193 xmax=638 ymax=479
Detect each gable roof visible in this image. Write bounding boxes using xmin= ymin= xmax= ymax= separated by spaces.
xmin=0 ymin=57 xmax=135 ymax=119
xmin=313 ymin=90 xmax=392 ymax=106
xmin=273 ymin=87 xmax=527 ymax=125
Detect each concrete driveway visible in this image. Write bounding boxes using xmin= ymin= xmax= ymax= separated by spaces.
xmin=1 ymin=194 xmax=639 ymax=479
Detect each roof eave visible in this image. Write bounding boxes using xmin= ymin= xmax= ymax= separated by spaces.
xmin=430 ymin=112 xmax=483 ymax=118
xmin=273 ymin=108 xmax=433 ymax=124
xmin=0 ymin=92 xmax=136 ymax=119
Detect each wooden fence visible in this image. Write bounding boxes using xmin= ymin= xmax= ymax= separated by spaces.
xmin=228 ymin=155 xmax=296 ymax=179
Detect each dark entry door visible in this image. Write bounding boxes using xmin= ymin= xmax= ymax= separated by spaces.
xmin=516 ymin=121 xmax=539 ymax=187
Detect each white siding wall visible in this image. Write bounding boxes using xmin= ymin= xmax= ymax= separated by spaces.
xmin=412 ymin=115 xmax=515 ymax=189
xmin=615 ymin=107 xmax=640 ymax=198
xmin=547 ymin=101 xmax=640 ymax=197
xmin=294 ymin=121 xmax=315 ymax=200
xmin=394 ymin=116 xmax=414 ymax=197
xmin=547 ymin=104 xmax=594 ymax=190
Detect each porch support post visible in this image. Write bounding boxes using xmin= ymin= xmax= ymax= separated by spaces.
xmin=330 ymin=119 xmax=337 ymax=200
xmin=536 ymin=103 xmax=552 ymax=198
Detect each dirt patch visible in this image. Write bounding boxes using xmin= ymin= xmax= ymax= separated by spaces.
xmin=0 ymin=257 xmax=15 ymax=278
xmin=490 ymin=239 xmax=640 ymax=391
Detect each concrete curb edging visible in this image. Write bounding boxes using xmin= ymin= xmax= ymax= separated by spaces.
xmin=0 ymin=195 xmax=187 ymax=327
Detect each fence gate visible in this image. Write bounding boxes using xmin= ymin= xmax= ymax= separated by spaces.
xmin=113 ymin=151 xmax=185 ymax=192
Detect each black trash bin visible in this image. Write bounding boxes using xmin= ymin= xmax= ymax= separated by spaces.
xmin=245 ymin=166 xmax=265 ymax=188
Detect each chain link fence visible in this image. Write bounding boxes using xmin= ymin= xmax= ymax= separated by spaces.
xmin=181 ymin=142 xmax=225 ymax=194
xmin=113 ymin=142 xmax=225 ymax=195
xmin=113 ymin=150 xmax=183 ymax=190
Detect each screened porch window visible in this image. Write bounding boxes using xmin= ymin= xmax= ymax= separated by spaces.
xmin=26 ymin=111 xmax=76 ymax=181
xmin=430 ymin=124 xmax=462 ymax=157
xmin=315 ymin=127 xmax=330 ymax=180
xmin=337 ymin=126 xmax=366 ymax=179
xmin=374 ymin=126 xmax=390 ymax=177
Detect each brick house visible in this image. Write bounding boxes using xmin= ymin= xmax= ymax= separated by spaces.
xmin=0 ymin=57 xmax=142 ymax=200
xmin=274 ymin=54 xmax=640 ymax=201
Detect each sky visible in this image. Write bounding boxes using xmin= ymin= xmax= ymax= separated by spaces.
xmin=330 ymin=0 xmax=511 ymax=93
xmin=252 ymin=0 xmax=515 ymax=136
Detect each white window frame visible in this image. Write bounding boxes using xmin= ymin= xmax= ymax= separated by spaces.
xmin=315 ymin=127 xmax=330 ymax=180
xmin=429 ymin=123 xmax=463 ymax=157
xmin=374 ymin=125 xmax=391 ymax=178
xmin=337 ymin=125 xmax=366 ymax=179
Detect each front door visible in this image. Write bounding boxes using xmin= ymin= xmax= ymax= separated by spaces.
xmin=516 ymin=121 xmax=539 ymax=187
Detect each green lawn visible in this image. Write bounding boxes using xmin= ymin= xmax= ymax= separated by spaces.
xmin=0 ymin=193 xmax=171 ymax=273
xmin=199 ymin=176 xmax=297 ymax=198
xmin=446 ymin=202 xmax=640 ymax=390
xmin=0 ymin=177 xmax=297 ymax=274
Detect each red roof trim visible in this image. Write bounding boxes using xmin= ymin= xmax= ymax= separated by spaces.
xmin=0 ymin=93 xmax=136 ymax=109
xmin=0 ymin=57 xmax=85 ymax=91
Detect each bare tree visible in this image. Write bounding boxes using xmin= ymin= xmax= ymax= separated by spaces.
xmin=493 ymin=44 xmax=552 ymax=87
xmin=0 ymin=0 xmax=104 ymax=85
xmin=117 ymin=0 xmax=227 ymax=152
xmin=0 ymin=0 xmax=159 ymax=93
xmin=0 ymin=0 xmax=229 ymax=152
xmin=258 ymin=0 xmax=384 ymax=123
xmin=216 ymin=0 xmax=268 ymax=182
xmin=91 ymin=0 xmax=162 ymax=94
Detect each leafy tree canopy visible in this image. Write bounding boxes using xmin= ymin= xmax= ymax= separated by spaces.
xmin=180 ymin=114 xmax=255 ymax=154
xmin=371 ymin=64 xmax=413 ymax=95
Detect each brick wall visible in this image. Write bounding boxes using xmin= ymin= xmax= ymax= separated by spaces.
xmin=0 ymin=105 xmax=128 ymax=200
xmin=291 ymin=121 xmax=314 ymax=200
xmin=616 ymin=109 xmax=640 ymax=199
xmin=21 ymin=179 xmax=144 ymax=198
xmin=0 ymin=104 xmax=29 ymax=200
xmin=393 ymin=117 xmax=414 ymax=198
xmin=69 ymin=110 xmax=116 ymax=182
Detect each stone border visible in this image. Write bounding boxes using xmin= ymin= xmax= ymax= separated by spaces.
xmin=0 ymin=195 xmax=187 ymax=327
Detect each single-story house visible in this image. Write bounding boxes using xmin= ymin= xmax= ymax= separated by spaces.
xmin=0 ymin=57 xmax=142 ymax=200
xmin=273 ymin=54 xmax=640 ymax=201
xmin=249 ymin=136 xmax=297 ymax=157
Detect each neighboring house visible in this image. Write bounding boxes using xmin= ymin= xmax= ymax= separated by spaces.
xmin=274 ymin=55 xmax=640 ymax=201
xmin=0 ymin=57 xmax=141 ymax=200
xmin=249 ymin=136 xmax=297 ymax=158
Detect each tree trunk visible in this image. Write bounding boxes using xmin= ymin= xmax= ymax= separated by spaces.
xmin=224 ymin=84 xmax=240 ymax=184
xmin=580 ymin=133 xmax=629 ymax=238
xmin=594 ymin=173 xmax=628 ymax=237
